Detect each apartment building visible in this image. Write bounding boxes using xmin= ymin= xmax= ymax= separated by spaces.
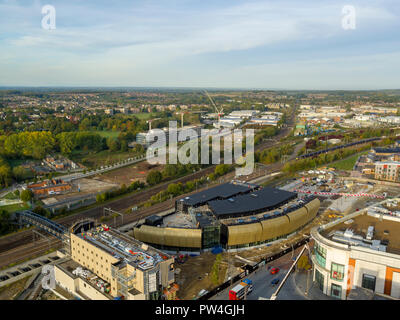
xmin=374 ymin=161 xmax=400 ymax=182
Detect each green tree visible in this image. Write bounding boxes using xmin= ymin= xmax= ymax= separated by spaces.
xmin=33 ymin=205 xmax=51 ymax=218
xmin=0 ymin=210 xmax=13 ymax=236
xmin=214 ymin=164 xmax=230 ymax=177
xmin=162 ymin=164 xmax=177 ymax=179
xmin=167 ymin=183 xmax=183 ymax=196
xmin=146 ymin=170 xmax=162 ymax=186
xmin=20 ymin=189 xmax=33 ymax=202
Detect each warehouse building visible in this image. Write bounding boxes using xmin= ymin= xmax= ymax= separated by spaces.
xmin=311 ymin=208 xmax=400 ymax=300
xmin=134 ymin=182 xmax=320 ymax=252
xmin=54 ymin=222 xmax=175 ymax=300
xmin=136 ymin=124 xmax=204 ymax=147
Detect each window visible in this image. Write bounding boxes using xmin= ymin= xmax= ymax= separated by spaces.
xmin=331 ymin=283 xmax=342 ymax=299
xmin=330 ymin=263 xmax=345 ymax=281
xmin=315 ymin=269 xmax=324 ymax=291
xmin=314 ymin=243 xmax=327 ymax=268
xmin=362 ymin=274 xmax=376 ymax=291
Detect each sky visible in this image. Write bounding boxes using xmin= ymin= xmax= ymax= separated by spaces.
xmin=0 ymin=0 xmax=400 ymax=89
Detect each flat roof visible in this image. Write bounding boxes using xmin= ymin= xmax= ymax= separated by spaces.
xmin=77 ymin=226 xmax=170 ymax=270
xmin=208 ymin=187 xmax=297 ymax=218
xmin=179 ymin=181 xmax=258 ymax=206
xmin=321 ymin=213 xmax=400 ymax=255
xmin=373 ymin=147 xmax=400 ymax=154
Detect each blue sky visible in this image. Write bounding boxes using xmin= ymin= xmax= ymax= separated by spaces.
xmin=0 ymin=0 xmax=400 ymax=89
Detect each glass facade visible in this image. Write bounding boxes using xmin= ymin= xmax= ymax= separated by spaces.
xmin=202 ymin=225 xmax=221 ymax=249
xmin=315 ymin=269 xmax=324 ymax=291
xmin=330 ymin=262 xmax=345 ymax=281
xmin=362 ymin=274 xmax=376 ymax=291
xmin=331 ymin=283 xmax=342 ymax=299
xmin=314 ymin=243 xmax=327 ymax=268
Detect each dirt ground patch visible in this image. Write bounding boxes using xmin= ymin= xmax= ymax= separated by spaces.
xmin=43 ymin=178 xmax=119 ymax=204
xmin=41 ymin=290 xmax=62 ymax=300
xmin=0 ymin=276 xmax=30 ymax=300
xmin=94 ymin=162 xmax=164 ymax=186
xmin=175 ymin=252 xmax=229 ymax=300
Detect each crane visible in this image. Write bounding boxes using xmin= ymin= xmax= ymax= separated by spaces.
xmin=175 ymin=111 xmax=188 ymax=128
xmin=146 ymin=118 xmax=160 ymax=131
xmin=204 ymin=90 xmax=224 ymax=122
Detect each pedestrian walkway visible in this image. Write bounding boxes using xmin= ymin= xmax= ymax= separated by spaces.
xmin=292 ymin=269 xmax=335 ymax=300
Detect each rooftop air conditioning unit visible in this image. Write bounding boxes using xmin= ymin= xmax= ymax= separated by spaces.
xmin=366 ymin=226 xmax=374 ymax=240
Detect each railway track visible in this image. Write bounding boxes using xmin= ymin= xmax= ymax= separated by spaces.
xmin=0 ymin=163 xmax=284 ymax=269
xmin=0 ymin=239 xmax=62 ymax=269
xmin=0 ymin=111 xmax=297 ymax=267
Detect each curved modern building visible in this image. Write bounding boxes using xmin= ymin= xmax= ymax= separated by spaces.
xmin=133 ymin=181 xmax=320 ymax=252
xmin=311 ymin=206 xmax=400 ymax=300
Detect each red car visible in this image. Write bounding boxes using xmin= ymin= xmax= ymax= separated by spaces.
xmin=270 ymin=267 xmax=280 ymax=275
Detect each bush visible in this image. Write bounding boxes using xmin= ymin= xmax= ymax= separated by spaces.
xmin=146 ymin=170 xmax=162 ymax=186
xmin=20 ymin=189 xmax=33 ymax=202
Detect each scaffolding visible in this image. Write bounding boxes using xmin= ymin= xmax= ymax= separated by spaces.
xmin=111 ymin=263 xmax=137 ymax=297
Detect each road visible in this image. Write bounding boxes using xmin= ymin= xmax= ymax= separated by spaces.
xmin=211 ymin=246 xmax=308 ymax=300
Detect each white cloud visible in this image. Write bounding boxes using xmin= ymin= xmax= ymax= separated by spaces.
xmin=0 ymin=0 xmax=399 ymax=87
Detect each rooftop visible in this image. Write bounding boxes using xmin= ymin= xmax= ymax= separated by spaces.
xmin=373 ymin=147 xmax=400 ymax=154
xmin=77 ymin=225 xmax=170 ymax=271
xmin=208 ymin=187 xmax=297 ymax=218
xmin=320 ymin=213 xmax=400 ymax=255
xmin=57 ymin=259 xmax=113 ymax=299
xmin=179 ymin=180 xmax=258 ymax=207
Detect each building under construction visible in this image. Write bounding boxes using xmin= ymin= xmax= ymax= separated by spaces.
xmin=133 ymin=181 xmax=320 ymax=252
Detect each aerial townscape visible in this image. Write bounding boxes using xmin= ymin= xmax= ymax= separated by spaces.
xmin=0 ymin=0 xmax=400 ymax=312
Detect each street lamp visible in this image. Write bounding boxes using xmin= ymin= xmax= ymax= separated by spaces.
xmin=305 ymin=268 xmax=311 ymax=296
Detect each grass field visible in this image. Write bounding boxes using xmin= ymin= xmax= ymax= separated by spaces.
xmin=0 ymin=202 xmax=30 ymax=213
xmin=69 ymin=149 xmax=141 ymax=168
xmin=3 ymin=192 xmax=19 ymax=200
xmin=133 ymin=112 xmax=156 ymax=120
xmin=94 ymin=130 xmax=121 ymax=139
xmin=331 ymin=151 xmax=368 ymax=171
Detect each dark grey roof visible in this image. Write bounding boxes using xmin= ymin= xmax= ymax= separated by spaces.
xmin=195 ymin=213 xmax=215 ymax=228
xmin=145 ymin=215 xmax=163 ymax=226
xmin=373 ymin=147 xmax=400 ymax=154
xmin=208 ymin=187 xmax=297 ymax=218
xmin=180 ymin=182 xmax=258 ymax=206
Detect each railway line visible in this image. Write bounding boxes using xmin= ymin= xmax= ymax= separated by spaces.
xmin=296 ymin=137 xmax=381 ymax=160
xmin=0 ymin=109 xmax=297 ymax=268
